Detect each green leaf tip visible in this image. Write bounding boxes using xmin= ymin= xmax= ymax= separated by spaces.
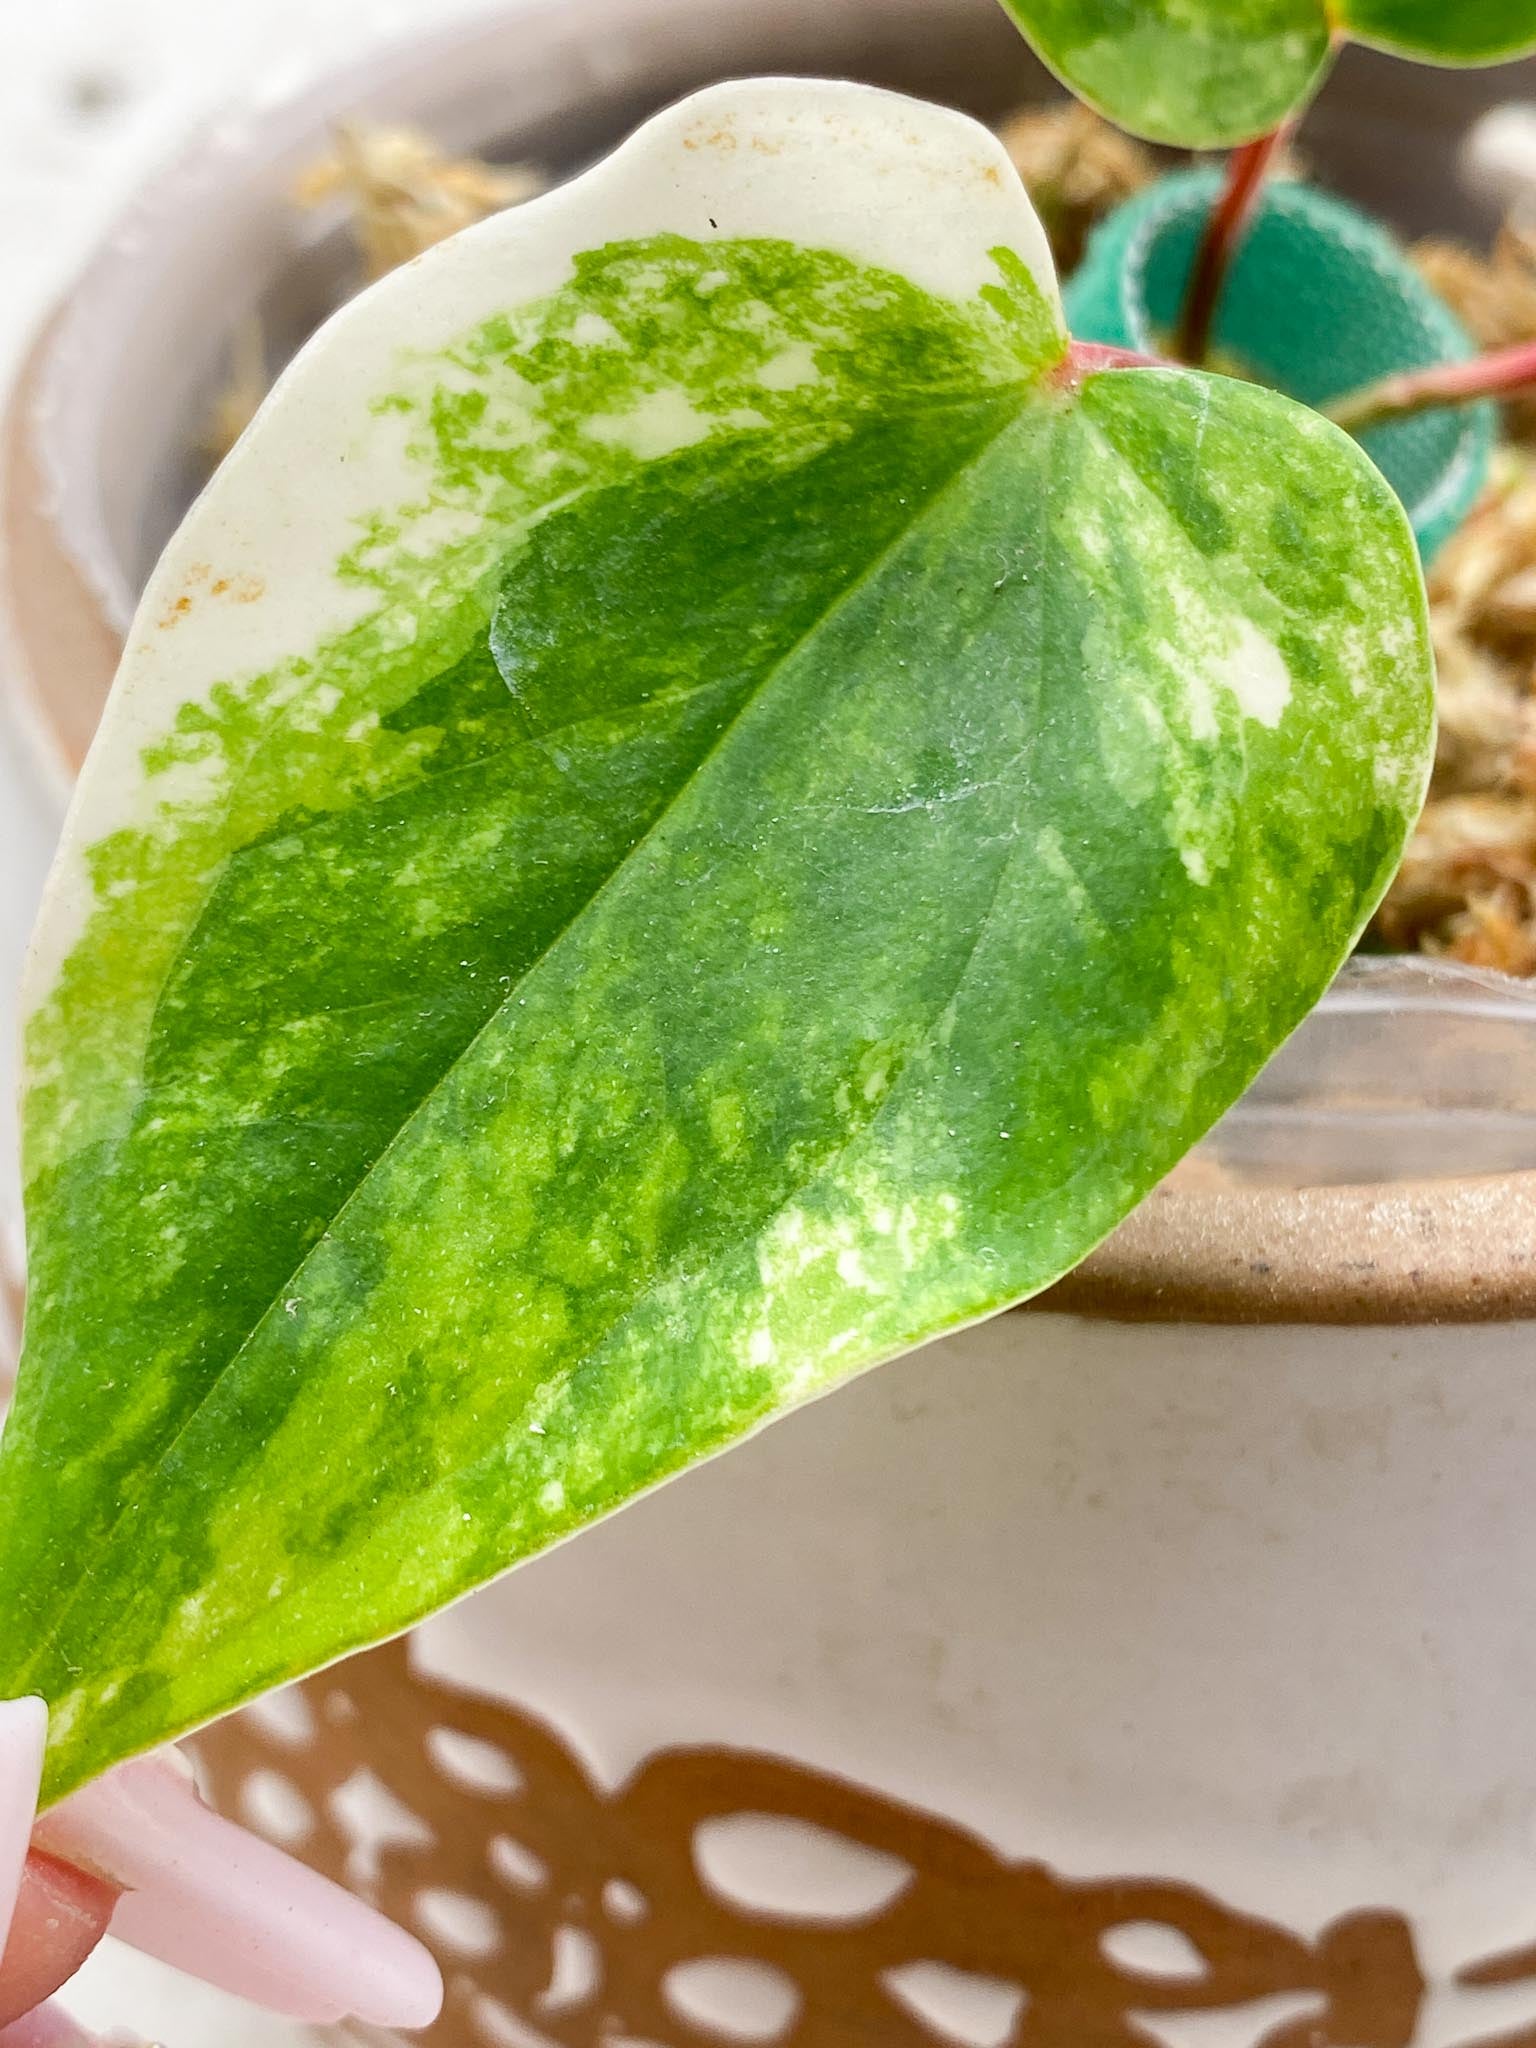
xmin=995 ymin=0 xmax=1536 ymax=148
xmin=0 ymin=79 xmax=1433 ymax=1802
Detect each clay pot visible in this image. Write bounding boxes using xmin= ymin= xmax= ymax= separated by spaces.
xmin=6 ymin=6 xmax=1536 ymax=2044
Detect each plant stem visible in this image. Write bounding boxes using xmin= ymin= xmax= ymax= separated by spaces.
xmin=1324 ymin=341 xmax=1536 ymax=434
xmin=1173 ymin=126 xmax=1290 ymax=368
xmin=1056 ymin=339 xmax=1162 ymax=386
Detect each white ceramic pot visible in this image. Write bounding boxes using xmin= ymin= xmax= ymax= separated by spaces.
xmin=7 ymin=6 xmax=1536 ymax=2045
xmin=354 ymin=1304 xmax=1536 ymax=2048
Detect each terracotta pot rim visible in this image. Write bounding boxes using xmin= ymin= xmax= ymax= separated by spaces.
xmin=1046 ymin=1167 xmax=1536 ymax=1325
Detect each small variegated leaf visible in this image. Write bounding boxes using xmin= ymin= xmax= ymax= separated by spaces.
xmin=0 ymin=80 xmax=1432 ymax=1801
xmin=995 ymin=0 xmax=1536 ymax=147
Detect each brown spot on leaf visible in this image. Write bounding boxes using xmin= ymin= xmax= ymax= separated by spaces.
xmin=685 ymin=118 xmax=738 ymax=153
xmin=210 ymin=574 xmax=266 ymax=604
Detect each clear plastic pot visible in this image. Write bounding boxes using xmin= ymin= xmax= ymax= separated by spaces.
xmin=5 ymin=4 xmax=1536 ymax=2044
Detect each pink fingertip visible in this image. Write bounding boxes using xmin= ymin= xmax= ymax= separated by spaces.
xmin=0 ymin=1999 xmax=135 ymax=2047
xmin=34 ymin=1756 xmax=442 ymax=2030
xmin=0 ymin=1702 xmax=47 ymax=1961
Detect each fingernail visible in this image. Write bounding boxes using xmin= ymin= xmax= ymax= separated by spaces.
xmin=0 ymin=2004 xmax=147 ymax=2047
xmin=0 ymin=1703 xmax=47 ymax=1960
xmin=0 ymin=2007 xmax=83 ymax=2047
xmin=0 ymin=1854 xmax=118 ymax=2029
xmin=35 ymin=1756 xmax=441 ymax=2029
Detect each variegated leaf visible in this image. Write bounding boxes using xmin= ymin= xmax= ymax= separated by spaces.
xmin=0 ymin=80 xmax=1432 ymax=1800
xmin=995 ymin=0 xmax=1536 ymax=146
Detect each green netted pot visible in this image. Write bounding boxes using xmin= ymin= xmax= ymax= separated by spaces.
xmin=1065 ymin=169 xmax=1494 ymax=564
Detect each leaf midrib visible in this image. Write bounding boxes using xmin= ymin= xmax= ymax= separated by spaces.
xmin=22 ymin=375 xmax=1042 ymax=1691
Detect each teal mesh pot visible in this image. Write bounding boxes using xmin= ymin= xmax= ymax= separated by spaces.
xmin=1065 ymin=169 xmax=1494 ymax=564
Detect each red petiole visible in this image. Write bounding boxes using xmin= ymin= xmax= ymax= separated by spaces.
xmin=1324 ymin=340 xmax=1536 ymax=433
xmin=1173 ymin=124 xmax=1292 ymax=368
xmin=1055 ymin=339 xmax=1162 ymax=387
xmin=1057 ymin=311 xmax=1536 ymax=445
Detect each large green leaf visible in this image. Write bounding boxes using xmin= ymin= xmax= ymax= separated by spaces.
xmin=996 ymin=0 xmax=1536 ymax=147
xmin=0 ymin=80 xmax=1431 ymax=1802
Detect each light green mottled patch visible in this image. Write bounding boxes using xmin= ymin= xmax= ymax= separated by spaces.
xmin=994 ymin=0 xmax=1536 ymax=147
xmin=0 ymin=218 xmax=1430 ymax=1803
